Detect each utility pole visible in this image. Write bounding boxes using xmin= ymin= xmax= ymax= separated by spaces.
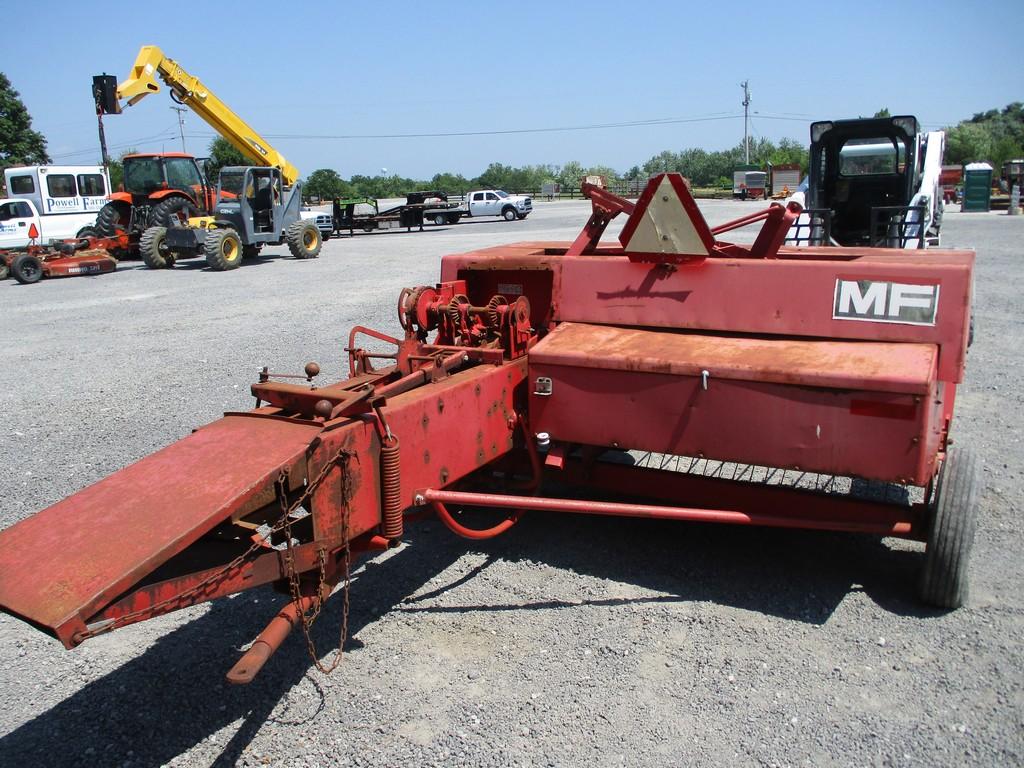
xmin=170 ymin=106 xmax=187 ymax=153
xmin=740 ymin=80 xmax=751 ymax=164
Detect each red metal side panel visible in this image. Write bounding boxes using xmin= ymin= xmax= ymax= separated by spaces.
xmin=554 ymin=253 xmax=971 ymax=384
xmin=529 ymin=324 xmax=941 ymax=485
xmin=441 ymin=246 xmax=973 ymax=384
xmin=0 ymin=415 xmax=322 ymax=641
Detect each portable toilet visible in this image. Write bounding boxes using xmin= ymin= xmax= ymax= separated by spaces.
xmin=962 ymin=162 xmax=993 ymax=212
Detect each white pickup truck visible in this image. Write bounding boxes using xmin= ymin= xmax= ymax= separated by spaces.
xmin=0 ymin=165 xmax=110 ymax=249
xmin=426 ymin=189 xmax=532 ymax=225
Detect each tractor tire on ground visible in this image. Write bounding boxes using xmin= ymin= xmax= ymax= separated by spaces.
xmin=11 ymin=253 xmax=43 ymax=284
xmin=204 ymin=229 xmax=243 ymax=271
xmin=919 ymin=446 xmax=981 ymax=609
xmin=502 ymin=207 xmax=517 ymax=221
xmin=149 ymin=197 xmax=198 ymax=229
xmin=139 ymin=227 xmax=172 ymax=269
xmin=95 ymin=202 xmax=131 ymax=237
xmin=286 ymin=221 xmax=322 ymax=259
xmin=76 ymin=227 xmax=98 ymax=240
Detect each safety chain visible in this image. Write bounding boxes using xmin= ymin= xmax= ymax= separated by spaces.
xmin=282 ymin=451 xmax=355 ymax=674
xmin=75 ymin=447 xmax=352 ymax=643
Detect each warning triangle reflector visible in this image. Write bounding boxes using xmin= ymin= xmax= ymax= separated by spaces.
xmin=618 ymin=173 xmax=715 ymax=262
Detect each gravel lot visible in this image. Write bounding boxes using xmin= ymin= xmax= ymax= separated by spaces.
xmin=0 ymin=200 xmax=1021 ymax=768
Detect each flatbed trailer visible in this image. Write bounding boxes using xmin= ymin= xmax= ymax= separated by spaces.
xmin=332 ymin=192 xmax=461 ymax=235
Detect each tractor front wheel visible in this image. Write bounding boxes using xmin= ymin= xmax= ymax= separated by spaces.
xmin=919 ymin=446 xmax=981 ymax=609
xmin=205 ymin=229 xmax=243 ymax=271
xmin=11 ymin=253 xmax=43 ymax=284
xmin=139 ymin=226 xmax=173 ymax=269
xmin=286 ymin=221 xmax=322 ymax=259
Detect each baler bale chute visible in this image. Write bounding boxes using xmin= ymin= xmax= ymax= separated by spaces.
xmin=0 ymin=174 xmax=978 ymax=683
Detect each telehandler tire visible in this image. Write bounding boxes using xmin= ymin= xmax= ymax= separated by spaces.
xmin=286 ymin=221 xmax=322 ymax=259
xmin=140 ymin=227 xmax=173 ymax=269
xmin=11 ymin=253 xmax=43 ymax=284
xmin=204 ymin=229 xmax=243 ymax=271
xmin=919 ymin=446 xmax=981 ymax=609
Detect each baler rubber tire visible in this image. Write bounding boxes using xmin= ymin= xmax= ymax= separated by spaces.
xmin=204 ymin=229 xmax=243 ymax=271
xmin=11 ymin=253 xmax=43 ymax=284
xmin=919 ymin=446 xmax=981 ymax=609
xmin=140 ymin=226 xmax=171 ymax=269
xmin=285 ymin=221 xmax=321 ymax=259
xmin=95 ymin=201 xmax=131 ymax=237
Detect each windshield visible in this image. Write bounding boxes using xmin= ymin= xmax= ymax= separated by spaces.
xmin=123 ymin=157 xmax=164 ymax=195
xmin=494 ymin=190 xmax=509 ymax=198
xmin=839 ymin=138 xmax=905 ymax=176
xmin=218 ymin=169 xmax=245 ymax=198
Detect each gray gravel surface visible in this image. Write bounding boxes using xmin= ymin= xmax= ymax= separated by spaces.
xmin=0 ymin=201 xmax=1021 ymax=767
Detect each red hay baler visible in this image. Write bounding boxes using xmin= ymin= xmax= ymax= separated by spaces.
xmin=0 ymin=174 xmax=978 ymax=683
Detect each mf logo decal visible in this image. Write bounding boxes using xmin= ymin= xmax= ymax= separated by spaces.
xmin=833 ymin=279 xmax=939 ymax=326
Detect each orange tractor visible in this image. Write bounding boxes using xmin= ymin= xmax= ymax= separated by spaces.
xmin=94 ymin=152 xmax=217 ymax=255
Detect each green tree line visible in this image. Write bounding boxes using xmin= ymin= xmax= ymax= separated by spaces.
xmin=298 ymin=137 xmax=810 ymax=201
xmin=944 ymin=103 xmax=1024 ymax=169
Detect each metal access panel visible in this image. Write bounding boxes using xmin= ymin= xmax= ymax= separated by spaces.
xmin=528 ymin=322 xmax=944 ymax=486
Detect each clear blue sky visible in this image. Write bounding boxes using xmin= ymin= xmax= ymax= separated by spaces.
xmin=5 ymin=0 xmax=1022 ymax=180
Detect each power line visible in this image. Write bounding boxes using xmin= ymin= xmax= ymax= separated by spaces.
xmin=49 ymin=126 xmax=182 ymax=160
xmin=187 ymin=113 xmax=744 ymax=141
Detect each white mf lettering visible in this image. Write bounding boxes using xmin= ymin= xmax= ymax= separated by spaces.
xmin=833 ymin=279 xmax=939 ymax=325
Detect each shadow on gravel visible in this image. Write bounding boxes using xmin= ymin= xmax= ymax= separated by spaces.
xmin=0 ymin=511 xmax=935 ymax=767
xmin=401 ymin=513 xmax=935 ymax=623
xmin=0 ymin=533 xmax=468 ymax=768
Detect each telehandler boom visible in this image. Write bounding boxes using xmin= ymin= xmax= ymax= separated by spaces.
xmin=112 ymin=45 xmax=299 ymax=185
xmin=97 ymin=46 xmax=321 ymax=269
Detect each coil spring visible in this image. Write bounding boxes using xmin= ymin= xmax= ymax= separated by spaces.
xmin=381 ymin=436 xmax=403 ymax=541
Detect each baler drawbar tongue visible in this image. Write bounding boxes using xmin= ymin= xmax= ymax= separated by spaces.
xmin=0 ymin=415 xmax=321 ymax=647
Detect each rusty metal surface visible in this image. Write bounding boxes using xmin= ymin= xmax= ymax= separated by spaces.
xmin=531 ymin=322 xmax=938 ymax=394
xmin=529 ymin=331 xmax=941 ymax=485
xmin=0 ymin=415 xmax=321 ymax=643
xmin=440 ymin=245 xmax=973 ymax=384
